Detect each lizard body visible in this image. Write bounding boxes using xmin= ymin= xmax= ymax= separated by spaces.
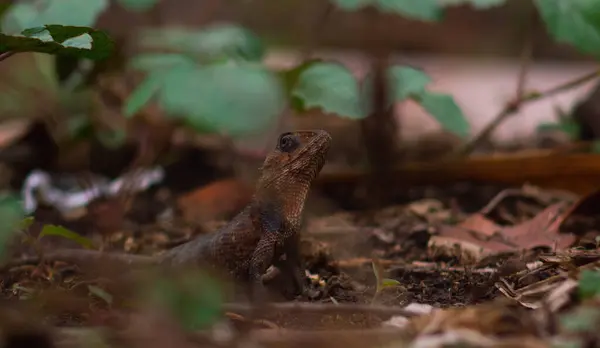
xmin=4 ymin=130 xmax=331 ymax=294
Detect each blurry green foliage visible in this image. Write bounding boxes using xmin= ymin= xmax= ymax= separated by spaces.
xmin=331 ymin=0 xmax=442 ymax=21
xmin=125 ymin=24 xmax=284 ymax=137
xmin=0 ymin=194 xmax=25 ymax=260
xmin=438 ymin=0 xmax=507 ymax=9
xmin=535 ymin=0 xmax=600 ymax=58
xmin=289 ymin=61 xmax=365 ymax=119
xmin=116 ymin=0 xmax=159 ymax=12
xmin=579 ymin=270 xmax=600 ymax=299
xmin=1 ymin=0 xmax=108 ymax=34
xmin=0 ymin=25 xmax=114 ymax=60
xmin=137 ymin=25 xmax=266 ymax=62
xmin=287 ymin=62 xmax=470 ymax=137
xmin=142 ymin=271 xmax=224 ymax=331
xmin=38 ymin=224 xmax=95 ymax=249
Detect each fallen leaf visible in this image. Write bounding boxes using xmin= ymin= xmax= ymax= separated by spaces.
xmin=177 ymin=179 xmax=253 ymax=224
xmin=430 ymin=202 xmax=576 ymax=261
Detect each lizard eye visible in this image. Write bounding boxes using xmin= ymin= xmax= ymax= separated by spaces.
xmin=277 ymin=133 xmax=299 ymax=153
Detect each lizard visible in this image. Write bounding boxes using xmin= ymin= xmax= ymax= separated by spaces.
xmin=3 ymin=130 xmax=332 ymax=297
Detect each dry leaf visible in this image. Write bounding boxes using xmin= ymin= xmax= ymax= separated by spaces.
xmin=430 ymin=202 xmax=576 ymax=261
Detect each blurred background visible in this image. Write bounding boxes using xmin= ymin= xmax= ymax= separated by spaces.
xmin=1 ymin=0 xmax=600 ymax=236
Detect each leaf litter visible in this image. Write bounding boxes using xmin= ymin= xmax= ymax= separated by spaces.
xmin=5 ymin=160 xmax=600 ymax=347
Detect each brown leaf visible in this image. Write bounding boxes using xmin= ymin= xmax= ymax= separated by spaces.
xmin=177 ymin=179 xmax=253 ymax=224
xmin=430 ymin=202 xmax=576 ymax=261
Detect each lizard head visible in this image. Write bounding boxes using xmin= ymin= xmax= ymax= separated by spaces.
xmin=259 ymin=130 xmax=331 ymax=186
xmin=255 ymin=130 xmax=331 ymax=228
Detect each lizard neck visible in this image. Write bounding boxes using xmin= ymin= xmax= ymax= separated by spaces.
xmin=253 ymin=177 xmax=310 ymax=231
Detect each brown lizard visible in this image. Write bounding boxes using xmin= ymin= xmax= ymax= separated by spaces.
xmin=4 ymin=130 xmax=331 ymax=296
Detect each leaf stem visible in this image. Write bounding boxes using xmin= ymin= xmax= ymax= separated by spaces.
xmin=457 ymin=69 xmax=600 ymax=156
xmin=0 ymin=51 xmax=15 ymax=62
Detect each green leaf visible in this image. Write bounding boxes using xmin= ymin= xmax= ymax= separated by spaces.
xmin=560 ymin=307 xmax=600 ymax=333
xmin=19 ymin=216 xmax=35 ymax=230
xmin=1 ymin=0 xmax=108 ymax=34
xmin=376 ymin=0 xmax=442 ymax=21
xmin=116 ymin=0 xmax=159 ymax=12
xmin=330 ymin=0 xmax=372 ymax=11
xmin=0 ymin=194 xmax=25 ymax=259
xmin=96 ymin=128 xmax=127 ymax=149
xmin=380 ymin=278 xmax=401 ymax=288
xmin=157 ymin=62 xmax=285 ymax=137
xmin=579 ymin=270 xmax=600 ymax=299
xmin=536 ymin=120 xmax=581 ymax=140
xmin=414 ymin=91 xmax=470 ymax=138
xmin=330 ymin=0 xmax=442 ymax=21
xmin=0 ymin=3 xmax=11 ymax=19
xmin=388 ymin=66 xmax=431 ymax=100
xmin=88 ymin=285 xmax=113 ymax=305
xmin=439 ymin=0 xmax=507 ymax=9
xmin=144 ymin=271 xmax=224 ymax=330
xmin=138 ymin=24 xmax=265 ymax=62
xmin=38 ymin=225 xmax=94 ymax=249
xmin=291 ymin=61 xmax=364 ymax=119
xmin=0 ymin=25 xmax=114 ymax=60
xmin=129 ymin=53 xmax=196 ymax=72
xmin=534 ymin=0 xmax=600 ymax=57
xmin=123 ymin=71 xmax=166 ymax=117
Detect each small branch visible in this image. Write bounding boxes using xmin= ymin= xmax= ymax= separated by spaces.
xmin=223 ymin=301 xmax=422 ymax=318
xmin=0 ymin=51 xmax=15 ymax=62
xmin=457 ymin=69 xmax=600 ymax=156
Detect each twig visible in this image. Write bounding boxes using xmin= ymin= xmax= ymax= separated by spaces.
xmin=457 ymin=69 xmax=600 ymax=156
xmin=223 ymin=301 xmax=421 ymax=318
xmin=0 ymin=51 xmax=15 ymax=62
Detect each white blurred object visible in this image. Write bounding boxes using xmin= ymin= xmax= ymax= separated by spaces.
xmin=21 ymin=167 xmax=165 ymax=215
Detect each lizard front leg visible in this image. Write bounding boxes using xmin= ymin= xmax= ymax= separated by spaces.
xmin=273 ymin=234 xmax=307 ymax=298
xmin=248 ymin=235 xmax=277 ymax=301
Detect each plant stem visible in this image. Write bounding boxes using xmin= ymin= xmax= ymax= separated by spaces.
xmin=0 ymin=51 xmax=15 ymax=62
xmin=457 ymin=69 xmax=600 ymax=156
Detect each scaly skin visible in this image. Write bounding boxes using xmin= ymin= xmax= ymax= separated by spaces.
xmin=2 ymin=130 xmax=332 ymax=294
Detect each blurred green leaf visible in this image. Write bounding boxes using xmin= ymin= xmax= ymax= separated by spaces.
xmin=0 ymin=25 xmax=114 ymax=60
xmin=1 ymin=0 xmax=108 ymax=34
xmin=116 ymin=0 xmax=159 ymax=12
xmin=330 ymin=0 xmax=442 ymax=21
xmin=380 ymin=278 xmax=401 ymax=288
xmin=592 ymin=140 xmax=600 ymax=153
xmin=129 ymin=53 xmax=196 ymax=72
xmin=438 ymin=0 xmax=507 ymax=9
xmin=0 ymin=3 xmax=11 ymax=19
xmin=0 ymin=194 xmax=25 ymax=259
xmin=123 ymin=71 xmax=166 ymax=117
xmin=388 ymin=66 xmax=431 ymax=100
xmin=19 ymin=216 xmax=34 ymax=230
xmin=144 ymin=271 xmax=224 ymax=330
xmin=560 ymin=307 xmax=600 ymax=333
xmin=138 ymin=24 xmax=265 ymax=62
xmin=156 ymin=62 xmax=284 ymax=137
xmin=535 ymin=0 xmax=600 ymax=57
xmin=414 ymin=92 xmax=470 ymax=138
xmin=38 ymin=225 xmax=94 ymax=249
xmin=96 ymin=128 xmax=127 ymax=149
xmin=290 ymin=61 xmax=365 ymax=119
xmin=88 ymin=285 xmax=113 ymax=305
xmin=377 ymin=0 xmax=442 ymax=21
xmin=579 ymin=270 xmax=600 ymax=299
xmin=537 ymin=120 xmax=581 ymax=140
